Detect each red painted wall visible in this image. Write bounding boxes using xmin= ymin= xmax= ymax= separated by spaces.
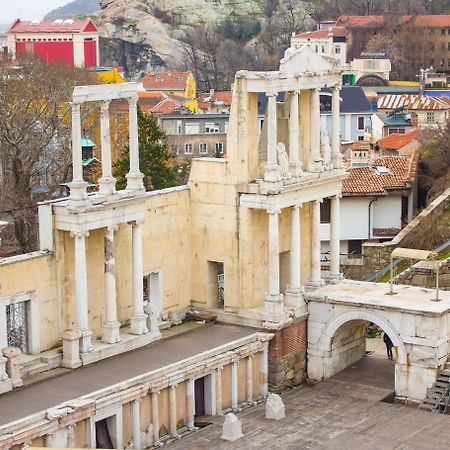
xmin=84 ymin=40 xmax=97 ymax=67
xmin=16 ymin=42 xmax=26 ymax=53
xmin=33 ymin=41 xmax=74 ymax=65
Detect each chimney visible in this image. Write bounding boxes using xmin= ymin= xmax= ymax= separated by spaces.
xmin=350 ymin=143 xmax=372 ymax=168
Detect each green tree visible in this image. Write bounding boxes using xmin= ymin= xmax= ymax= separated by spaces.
xmin=113 ymin=107 xmax=178 ymax=191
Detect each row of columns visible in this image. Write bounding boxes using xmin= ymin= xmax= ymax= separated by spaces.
xmin=264 ymin=85 xmax=342 ymax=182
xmin=69 ymin=96 xmax=144 ymax=202
xmin=72 ymin=220 xmax=155 ymax=353
xmin=265 ymin=196 xmax=341 ymax=313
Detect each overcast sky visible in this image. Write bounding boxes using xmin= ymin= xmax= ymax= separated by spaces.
xmin=1 ymin=0 xmax=70 ymax=24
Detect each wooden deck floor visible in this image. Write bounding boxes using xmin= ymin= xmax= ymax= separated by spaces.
xmin=167 ymin=354 xmax=450 ymax=450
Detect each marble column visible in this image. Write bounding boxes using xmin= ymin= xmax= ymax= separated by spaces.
xmin=72 ymin=231 xmax=92 ymax=353
xmin=98 ymin=100 xmax=116 ymax=195
xmin=186 ymin=379 xmax=195 ymax=430
xmin=264 ymin=93 xmax=281 ymax=182
xmin=169 ymin=385 xmax=178 ymax=437
xmin=151 ymin=391 xmax=160 ymax=446
xmin=265 ymin=209 xmax=283 ymax=314
xmin=216 ymin=367 xmax=223 ymax=415
xmin=308 ymin=88 xmax=323 ymax=173
xmin=260 ymin=345 xmax=269 ymax=397
xmin=289 ymin=90 xmax=302 ymax=176
xmin=132 ymin=399 xmax=141 ymax=449
xmin=246 ymin=356 xmax=254 ymax=404
xmin=88 ymin=417 xmax=96 ymax=448
xmin=309 ymin=200 xmax=324 ymax=288
xmin=231 ymin=360 xmax=239 ymax=412
xmin=331 ymin=85 xmax=343 ymax=169
xmin=126 ymin=96 xmax=144 ymax=192
xmin=130 ymin=221 xmax=148 ymax=335
xmin=102 ymin=226 xmax=121 ymax=344
xmin=329 ymin=195 xmax=342 ymax=280
xmin=68 ymin=102 xmax=88 ymax=201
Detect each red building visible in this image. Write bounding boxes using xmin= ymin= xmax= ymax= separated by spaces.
xmin=7 ymin=18 xmax=99 ymax=68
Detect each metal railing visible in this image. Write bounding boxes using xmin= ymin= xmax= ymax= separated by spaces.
xmin=432 ymin=384 xmax=450 ymax=414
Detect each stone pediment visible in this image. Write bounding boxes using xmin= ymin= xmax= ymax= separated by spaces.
xmin=279 ymin=45 xmax=335 ymax=75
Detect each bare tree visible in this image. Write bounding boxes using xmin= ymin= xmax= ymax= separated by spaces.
xmin=0 ymin=56 xmax=94 ymax=252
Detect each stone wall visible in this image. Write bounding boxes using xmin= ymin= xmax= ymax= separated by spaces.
xmin=267 ymin=317 xmax=307 ymax=393
xmin=397 ymin=259 xmax=450 ymax=290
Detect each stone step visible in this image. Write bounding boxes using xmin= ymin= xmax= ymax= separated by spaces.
xmin=437 ymin=375 xmax=450 ymax=383
xmin=21 ymin=356 xmax=43 ymax=369
xmin=418 ymin=403 xmax=433 ymax=410
xmin=440 ymin=369 xmax=450 ymax=376
xmin=22 ymin=362 xmax=49 ymax=378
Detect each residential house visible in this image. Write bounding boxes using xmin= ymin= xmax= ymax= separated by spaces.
xmin=141 ymin=71 xmax=198 ymax=112
xmin=376 ymin=131 xmax=421 ymax=156
xmin=320 ymin=149 xmax=418 ymax=266
xmin=377 ymin=94 xmax=450 ymax=129
xmin=197 ymin=90 xmax=233 ymax=114
xmin=7 ymin=18 xmax=99 ymax=67
xmin=372 ymin=111 xmax=415 ymax=139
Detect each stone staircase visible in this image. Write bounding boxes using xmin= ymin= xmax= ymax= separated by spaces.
xmin=419 ymin=360 xmax=450 ymax=413
xmin=20 ymin=349 xmax=62 ymax=381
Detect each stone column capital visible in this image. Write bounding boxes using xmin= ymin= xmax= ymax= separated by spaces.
xmin=128 ymin=95 xmax=138 ymax=107
xmin=266 ymin=91 xmax=278 ymax=98
xmin=107 ymin=224 xmax=119 ymax=233
xmin=151 ymin=389 xmax=160 ymax=396
xmin=312 ymin=87 xmax=321 ymax=93
xmin=292 ymin=89 xmax=300 ymax=95
xmin=266 ymin=208 xmax=281 ymax=215
xmin=128 ymin=219 xmax=145 ymax=227
xmin=100 ymin=100 xmax=110 ymax=113
xmin=70 ymin=230 xmax=90 ymax=239
xmin=70 ymin=102 xmax=81 ymax=113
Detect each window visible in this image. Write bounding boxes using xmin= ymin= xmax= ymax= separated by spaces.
xmin=321 ymin=45 xmax=325 ymax=53
xmin=448 ymin=42 xmax=450 ymax=51
xmin=185 ymin=123 xmax=199 ymax=134
xmin=448 ymin=28 xmax=450 ymax=35
xmin=176 ymin=75 xmax=182 ymax=81
xmin=388 ymin=127 xmax=405 ymax=134
xmin=156 ymin=76 xmax=163 ymax=82
xmin=199 ymin=142 xmax=208 ymax=154
xmin=315 ymin=44 xmax=319 ymax=53
xmin=441 ymin=28 xmax=446 ymax=35
xmin=215 ymin=142 xmax=224 ymax=154
xmin=320 ymin=198 xmax=331 ymax=224
xmin=427 ymin=112 xmax=435 ymax=123
xmin=357 ymin=135 xmax=364 ymax=141
xmin=6 ymin=302 xmax=28 ymax=353
xmin=357 ymin=116 xmax=365 ymax=131
xmin=205 ymin=122 xmax=220 ymax=133
xmin=184 ymin=143 xmax=193 ymax=154
xmin=335 ymin=45 xmax=341 ymax=54
xmin=348 ymin=240 xmax=363 ymax=258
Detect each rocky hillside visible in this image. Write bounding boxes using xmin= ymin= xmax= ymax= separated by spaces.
xmin=44 ymin=0 xmax=99 ymax=20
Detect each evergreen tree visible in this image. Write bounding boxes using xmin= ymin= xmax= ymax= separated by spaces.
xmin=113 ymin=107 xmax=178 ymax=191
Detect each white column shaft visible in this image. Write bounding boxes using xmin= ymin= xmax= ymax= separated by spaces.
xmin=100 ymin=101 xmax=112 ymax=178
xmin=75 ymin=234 xmax=88 ymax=331
xmin=330 ymin=196 xmax=341 ymax=277
xmin=186 ymin=379 xmax=195 ymax=429
xmin=169 ymin=386 xmax=177 ymax=436
xmin=71 ymin=103 xmax=83 ymax=182
xmin=104 ymin=228 xmax=117 ymax=323
xmin=267 ymin=211 xmax=280 ymax=298
xmin=132 ymin=399 xmax=141 ymax=449
xmin=129 ymin=96 xmax=139 ymax=174
xmin=332 ymin=86 xmax=342 ymax=167
xmin=231 ymin=361 xmax=239 ymax=411
xmin=246 ymin=356 xmax=253 ymax=403
xmin=267 ymin=94 xmax=278 ymax=168
xmin=151 ymin=392 xmax=159 ymax=445
xmin=289 ymin=91 xmax=301 ymax=174
xmin=261 ymin=346 xmax=269 ymax=397
xmin=216 ymin=368 xmax=223 ymax=415
xmin=290 ymin=206 xmax=301 ymax=291
xmin=310 ymin=201 xmax=322 ymax=285
xmin=311 ymin=89 xmax=320 ymax=161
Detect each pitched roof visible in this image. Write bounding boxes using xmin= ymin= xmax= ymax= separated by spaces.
xmin=375 ymin=112 xmax=412 ymax=126
xmin=377 ymin=131 xmax=419 ymax=150
xmin=336 ymin=15 xmax=450 ymax=28
xmin=7 ymin=18 xmax=97 ymax=34
xmin=377 ymin=94 xmax=450 ymax=111
xmin=321 ymin=86 xmax=372 ymax=113
xmin=342 ymin=155 xmax=417 ymax=196
xmin=294 ymin=26 xmax=346 ymax=40
xmin=141 ymin=72 xmax=190 ymax=91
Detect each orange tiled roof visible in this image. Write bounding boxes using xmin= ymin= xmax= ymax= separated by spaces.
xmin=294 ymin=26 xmax=346 ymax=39
xmin=342 ymin=155 xmax=417 ymax=196
xmin=198 ymin=91 xmax=233 ymax=106
xmin=336 ymin=15 xmax=450 ymax=28
xmin=377 ymin=131 xmax=418 ymax=150
xmin=378 ymin=94 xmax=450 ymax=111
xmin=141 ymin=71 xmax=190 ymax=90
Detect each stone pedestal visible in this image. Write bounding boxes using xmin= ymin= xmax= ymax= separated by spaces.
xmin=220 ymin=413 xmax=244 ymax=442
xmin=61 ymin=329 xmax=82 ymax=369
xmin=0 ymin=355 xmax=12 ymax=394
xmin=2 ymin=347 xmax=23 ymax=388
xmin=265 ymin=393 xmax=286 ymax=420
xmin=79 ymin=330 xmax=93 ymax=354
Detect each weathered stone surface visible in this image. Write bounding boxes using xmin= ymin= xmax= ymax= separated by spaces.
xmin=265 ymin=393 xmax=286 ymax=420
xmin=220 ymin=413 xmax=244 ymax=442
xmin=2 ymin=347 xmax=23 ymax=388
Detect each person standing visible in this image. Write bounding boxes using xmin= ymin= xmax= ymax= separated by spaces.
xmin=383 ymin=332 xmax=394 ymax=360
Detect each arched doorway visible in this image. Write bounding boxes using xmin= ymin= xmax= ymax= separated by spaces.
xmin=313 ymin=310 xmax=407 ymax=396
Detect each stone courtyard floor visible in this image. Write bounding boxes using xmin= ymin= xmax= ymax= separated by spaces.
xmin=167 ymin=349 xmax=450 ymax=450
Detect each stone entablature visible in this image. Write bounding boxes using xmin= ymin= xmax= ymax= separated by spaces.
xmin=0 ymin=331 xmax=271 ymax=449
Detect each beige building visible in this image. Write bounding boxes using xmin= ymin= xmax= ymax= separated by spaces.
xmin=0 ymin=45 xmax=348 ymax=448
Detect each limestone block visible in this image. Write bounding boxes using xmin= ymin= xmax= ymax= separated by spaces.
xmin=2 ymin=347 xmax=23 ymax=388
xmin=220 ymin=413 xmax=244 ymax=442
xmin=61 ymin=329 xmax=82 ymax=369
xmin=265 ymin=393 xmax=286 ymax=420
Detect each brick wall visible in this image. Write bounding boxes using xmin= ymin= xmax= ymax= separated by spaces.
xmin=269 ymin=319 xmax=306 ymax=358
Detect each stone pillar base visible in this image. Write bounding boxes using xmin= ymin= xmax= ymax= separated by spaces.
xmin=68 ymin=180 xmax=90 ymax=207
xmin=289 ymin=162 xmax=303 ymax=178
xmin=79 ymin=330 xmax=93 ymax=354
xmin=126 ymin=172 xmax=145 ymax=193
xmin=284 ymin=290 xmax=307 ymax=315
xmin=307 ymin=160 xmax=324 ymax=173
xmin=130 ymin=313 xmax=149 ymax=335
xmin=102 ymin=321 xmax=121 ymax=344
xmin=306 ymin=279 xmax=325 ymax=290
xmin=2 ymin=347 xmax=23 ymax=388
xmin=98 ymin=177 xmax=116 ymax=196
xmin=331 ymin=154 xmax=343 ymax=169
xmin=324 ymin=273 xmax=343 ymax=285
xmin=61 ymin=329 xmax=82 ymax=369
xmin=264 ymin=166 xmax=282 ymax=182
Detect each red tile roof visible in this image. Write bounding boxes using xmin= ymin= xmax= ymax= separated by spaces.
xmin=7 ymin=18 xmax=97 ymax=34
xmin=336 ymin=15 xmax=450 ymax=28
xmin=198 ymin=91 xmax=233 ymax=106
xmin=342 ymin=155 xmax=417 ymax=196
xmin=141 ymin=71 xmax=190 ymax=91
xmin=378 ymin=94 xmax=450 ymax=111
xmin=376 ymin=131 xmax=419 ymax=150
xmin=294 ymin=26 xmax=346 ymax=40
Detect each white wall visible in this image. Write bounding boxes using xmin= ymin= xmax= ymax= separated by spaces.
xmin=340 ymin=197 xmax=371 ymax=240
xmin=372 ymin=196 xmax=401 ymax=230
